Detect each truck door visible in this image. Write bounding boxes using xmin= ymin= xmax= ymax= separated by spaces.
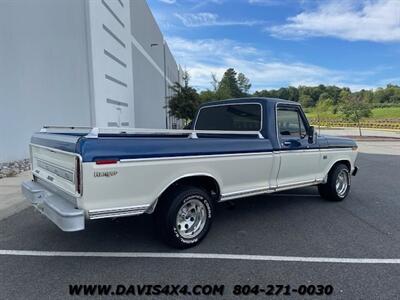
xmin=276 ymin=105 xmax=320 ymax=187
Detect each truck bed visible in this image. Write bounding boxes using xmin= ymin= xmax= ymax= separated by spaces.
xmin=31 ymin=127 xmax=272 ymax=163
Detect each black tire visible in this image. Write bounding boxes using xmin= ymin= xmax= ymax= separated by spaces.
xmin=155 ymin=186 xmax=214 ymax=249
xmin=318 ymin=163 xmax=351 ymax=202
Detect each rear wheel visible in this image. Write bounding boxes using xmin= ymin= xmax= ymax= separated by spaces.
xmin=155 ymin=186 xmax=214 ymax=249
xmin=318 ymin=163 xmax=350 ymax=201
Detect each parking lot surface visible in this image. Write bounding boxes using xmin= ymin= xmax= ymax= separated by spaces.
xmin=0 ymin=148 xmax=400 ymax=299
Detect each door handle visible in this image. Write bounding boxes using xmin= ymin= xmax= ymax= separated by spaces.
xmin=282 ymin=140 xmax=302 ymax=147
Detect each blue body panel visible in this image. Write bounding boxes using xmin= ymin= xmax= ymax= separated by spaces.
xmin=30 ymin=98 xmax=357 ymax=162
xmin=31 ymin=133 xmax=83 ymax=153
xmin=76 ymin=137 xmax=273 ymax=162
xmin=320 ymin=135 xmax=357 ymax=149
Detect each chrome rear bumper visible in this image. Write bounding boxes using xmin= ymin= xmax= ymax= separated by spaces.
xmin=21 ymin=180 xmax=84 ymax=232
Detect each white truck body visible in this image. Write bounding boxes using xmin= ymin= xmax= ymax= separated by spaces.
xmin=22 ymin=98 xmax=358 ymax=247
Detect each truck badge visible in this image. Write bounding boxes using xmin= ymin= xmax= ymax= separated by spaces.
xmin=94 ymin=170 xmax=118 ymax=178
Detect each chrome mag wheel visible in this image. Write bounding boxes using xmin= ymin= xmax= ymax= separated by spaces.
xmin=336 ymin=169 xmax=349 ymax=197
xmin=176 ymin=198 xmax=207 ymax=239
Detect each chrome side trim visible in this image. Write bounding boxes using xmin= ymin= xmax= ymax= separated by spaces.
xmin=320 ymin=148 xmax=353 ymax=152
xmin=279 ymin=149 xmax=320 ymax=154
xmin=120 ymin=151 xmax=274 ymax=163
xmin=274 ymin=179 xmax=322 ymax=192
xmin=271 ymin=148 xmax=352 ymax=155
xmin=88 ymin=204 xmax=150 ymax=220
xmin=118 ymin=148 xmax=352 ymax=163
xmin=220 ymin=187 xmax=270 ymax=201
xmin=220 ymin=179 xmax=324 ymax=202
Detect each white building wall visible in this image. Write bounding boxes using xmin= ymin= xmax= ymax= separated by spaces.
xmin=87 ymin=0 xmax=182 ymax=129
xmin=87 ymin=0 xmax=135 ymax=127
xmin=164 ymin=43 xmax=184 ymax=129
xmin=130 ymin=0 xmax=165 ymax=129
xmin=0 ymin=0 xmax=92 ymax=162
xmin=132 ymin=45 xmax=166 ymax=129
xmin=0 ymin=0 xmax=181 ymax=162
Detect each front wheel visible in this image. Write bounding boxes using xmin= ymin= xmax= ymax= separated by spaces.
xmin=318 ymin=163 xmax=351 ymax=201
xmin=155 ymin=186 xmax=214 ymax=249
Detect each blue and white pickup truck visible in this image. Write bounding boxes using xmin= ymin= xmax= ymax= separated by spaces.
xmin=22 ymin=98 xmax=358 ymax=248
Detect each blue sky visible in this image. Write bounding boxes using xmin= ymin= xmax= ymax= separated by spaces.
xmin=147 ymin=0 xmax=400 ymax=92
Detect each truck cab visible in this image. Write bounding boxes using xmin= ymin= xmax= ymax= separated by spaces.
xmin=194 ymin=98 xmax=357 ymax=190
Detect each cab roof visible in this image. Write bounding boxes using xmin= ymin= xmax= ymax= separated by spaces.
xmin=198 ymin=97 xmax=300 ymax=108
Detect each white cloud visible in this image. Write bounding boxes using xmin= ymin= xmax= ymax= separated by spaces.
xmin=269 ymin=0 xmax=400 ymax=42
xmin=159 ymin=0 xmax=176 ymax=4
xmin=166 ymin=36 xmax=372 ymax=91
xmin=175 ymin=12 xmax=263 ymax=27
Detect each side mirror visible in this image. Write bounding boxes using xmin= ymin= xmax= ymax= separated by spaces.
xmin=308 ymin=126 xmax=315 ymax=143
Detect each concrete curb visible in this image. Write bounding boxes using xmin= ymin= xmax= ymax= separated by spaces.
xmin=0 ymin=201 xmax=30 ymax=221
xmin=315 ymin=126 xmax=400 ymax=133
xmin=339 ymin=136 xmax=400 ymax=141
xmin=0 ymin=171 xmax=31 ymax=221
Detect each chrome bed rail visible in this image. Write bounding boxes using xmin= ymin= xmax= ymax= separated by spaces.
xmin=40 ymin=126 xmax=264 ymax=139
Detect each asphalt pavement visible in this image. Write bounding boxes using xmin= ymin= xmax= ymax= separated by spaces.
xmin=0 ymin=146 xmax=400 ymax=299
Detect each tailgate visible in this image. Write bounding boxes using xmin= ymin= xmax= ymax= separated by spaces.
xmin=31 ymin=144 xmax=81 ymax=197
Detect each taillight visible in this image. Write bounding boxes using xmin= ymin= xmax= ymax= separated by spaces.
xmin=95 ymin=159 xmax=119 ymax=165
xmin=75 ymin=157 xmax=82 ymax=195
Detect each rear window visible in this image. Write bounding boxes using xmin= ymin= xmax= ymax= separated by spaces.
xmin=195 ymin=104 xmax=262 ymax=131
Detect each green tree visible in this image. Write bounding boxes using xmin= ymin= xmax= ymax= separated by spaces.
xmin=253 ymin=84 xmax=400 ymax=107
xmin=253 ymin=89 xmax=273 ymax=98
xmin=373 ymin=84 xmax=400 ymax=104
xmin=314 ymin=98 xmax=333 ymax=134
xmin=197 ymin=70 xmax=252 ymax=101
xmin=199 ymin=90 xmax=217 ymax=103
xmin=168 ymin=71 xmax=200 ymax=123
xmin=298 ymin=87 xmax=313 ymax=107
xmin=287 ymin=86 xmax=299 ymax=102
xmin=339 ymin=94 xmax=372 ymax=136
xmin=237 ymin=72 xmax=251 ymax=95
xmin=210 ymin=73 xmax=219 ymax=91
xmin=298 ymin=86 xmax=315 ymax=107
xmin=217 ymin=68 xmax=243 ymax=99
xmin=318 ymin=92 xmax=331 ymax=102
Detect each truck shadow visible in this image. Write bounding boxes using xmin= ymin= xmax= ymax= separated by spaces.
xmin=81 ymin=186 xmax=325 ymax=251
xmin=67 ymin=152 xmax=400 ymax=252
xmin=1 ymin=152 xmax=399 ymax=254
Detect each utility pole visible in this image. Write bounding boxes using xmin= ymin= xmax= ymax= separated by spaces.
xmin=163 ymin=41 xmax=168 ymax=129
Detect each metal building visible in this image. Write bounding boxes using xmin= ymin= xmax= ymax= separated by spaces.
xmin=0 ymin=0 xmax=182 ymax=162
